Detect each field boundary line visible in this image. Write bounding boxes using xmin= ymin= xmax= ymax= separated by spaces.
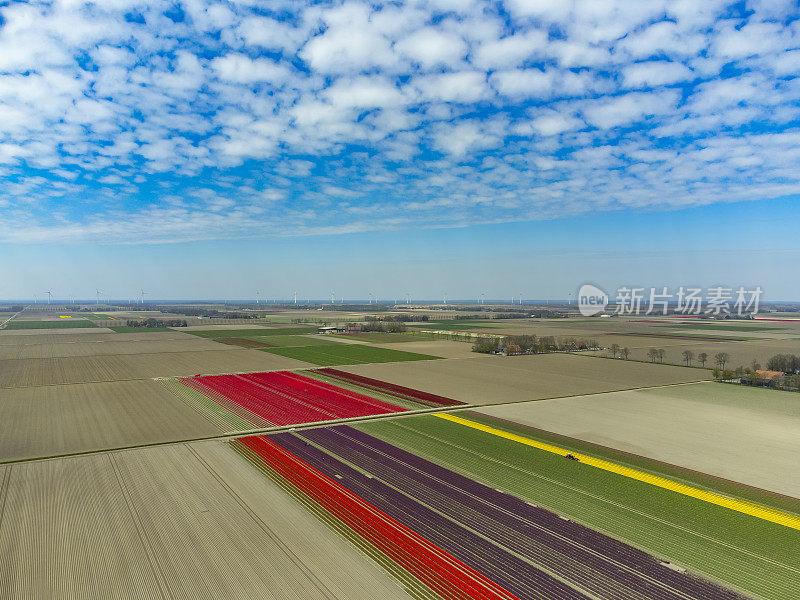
xmin=434 ymin=413 xmax=800 ymax=531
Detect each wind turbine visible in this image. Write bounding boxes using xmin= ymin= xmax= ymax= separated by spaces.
xmin=443 ymin=292 xmax=447 ymax=306
xmin=294 ymin=291 xmax=297 ymax=304
xmin=140 ymin=290 xmax=147 ymax=305
xmin=96 ymin=289 xmax=102 ymax=305
xmin=331 ymin=292 xmax=335 ymax=305
xmin=43 ymin=291 xmax=52 ymax=305
xmin=256 ymin=290 xmax=260 ymax=305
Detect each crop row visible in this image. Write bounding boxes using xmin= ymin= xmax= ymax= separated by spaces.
xmin=181 ymin=370 xmax=406 ymax=426
xmin=237 ymin=434 xmax=519 ymax=600
xmin=268 ymin=431 xmax=591 ymax=600
xmin=299 ymin=425 xmax=748 ymax=600
xmin=313 ymin=368 xmax=465 ymax=408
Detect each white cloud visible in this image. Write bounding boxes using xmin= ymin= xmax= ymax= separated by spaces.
xmin=414 ymin=71 xmax=488 ymax=103
xmin=211 ymin=54 xmax=290 ymax=84
xmin=622 ymin=61 xmax=694 ymax=88
xmin=582 ymin=91 xmax=680 ymax=129
xmin=0 ymin=0 xmax=797 ymax=244
xmin=395 ymin=28 xmax=467 ymax=69
xmin=490 ymin=69 xmax=554 ymax=98
xmin=472 ymin=31 xmax=547 ymax=69
xmin=530 ymin=110 xmax=584 ymax=136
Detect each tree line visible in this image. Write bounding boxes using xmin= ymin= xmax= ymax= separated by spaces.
xmin=473 ymin=335 xmax=599 ymax=354
xmin=125 ymin=318 xmax=188 ymax=328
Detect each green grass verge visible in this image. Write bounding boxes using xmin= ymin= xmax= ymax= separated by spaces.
xmin=356 ymin=415 xmax=800 ymax=600
xmin=186 ymin=326 xmax=315 ymax=339
xmin=4 ymin=319 xmax=98 ymax=329
xmin=262 ymin=344 xmax=441 ymax=366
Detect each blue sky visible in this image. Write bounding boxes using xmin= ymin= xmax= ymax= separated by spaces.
xmin=0 ymin=1 xmax=799 ymax=300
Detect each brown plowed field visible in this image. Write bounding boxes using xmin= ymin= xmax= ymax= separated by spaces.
xmin=337 ymin=353 xmax=710 ymax=405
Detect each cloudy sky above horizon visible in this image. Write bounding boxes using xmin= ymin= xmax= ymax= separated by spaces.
xmin=0 ymin=0 xmax=798 ymax=247
xmin=0 ymin=0 xmax=799 ymax=300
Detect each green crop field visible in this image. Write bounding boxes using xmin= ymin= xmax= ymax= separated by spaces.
xmin=255 ymin=334 xmax=343 ymax=347
xmin=357 ymin=415 xmax=800 ymax=600
xmin=262 ymin=344 xmax=441 ymax=366
xmin=186 ymin=326 xmax=315 ymax=338
xmin=4 ymin=319 xmax=98 ymax=330
xmin=331 ymin=332 xmax=432 ymax=343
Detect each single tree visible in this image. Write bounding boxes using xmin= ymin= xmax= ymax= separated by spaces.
xmin=715 ymin=352 xmax=730 ymax=369
xmin=657 ymin=348 xmax=665 ymax=363
xmin=698 ymin=352 xmax=708 ymax=367
xmin=621 ymin=347 xmax=630 ymax=360
xmin=682 ymin=350 xmax=694 ymax=366
xmin=609 ymin=343 xmax=620 ymax=358
xmin=647 ymin=348 xmax=659 ymax=363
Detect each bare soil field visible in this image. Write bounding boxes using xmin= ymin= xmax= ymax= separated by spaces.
xmin=372 ymin=340 xmax=478 ymax=359
xmin=0 ymin=350 xmax=309 ymax=388
xmin=0 ymin=379 xmax=221 ymax=461
xmin=590 ymin=338 xmax=800 ymax=369
xmin=0 ymin=327 xmax=113 ymax=336
xmin=478 ymin=381 xmax=800 ymax=498
xmin=0 ymin=444 xmax=413 ymax=599
xmin=0 ymin=336 xmax=229 ymax=360
xmin=338 ymin=353 xmax=710 ymax=405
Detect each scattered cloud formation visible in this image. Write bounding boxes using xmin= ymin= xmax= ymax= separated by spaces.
xmin=0 ymin=0 xmax=798 ymax=244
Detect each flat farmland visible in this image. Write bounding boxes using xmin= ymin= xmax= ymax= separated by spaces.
xmin=589 ymin=338 xmax=800 ymax=369
xmin=478 ymin=381 xmax=800 ymax=498
xmin=0 ymin=327 xmax=111 ymax=336
xmin=0 ymin=335 xmax=229 ymax=360
xmin=0 ymin=379 xmax=221 ymax=461
xmin=0 ymin=349 xmax=310 ymax=388
xmin=263 ymin=344 xmax=441 ymax=366
xmin=0 ymin=443 xmax=414 ymax=599
xmin=358 ymin=415 xmax=800 ymax=600
xmin=4 ymin=319 xmax=97 ymax=330
xmin=337 ymin=353 xmax=710 ymax=405
xmin=371 ymin=340 xmax=479 ymax=359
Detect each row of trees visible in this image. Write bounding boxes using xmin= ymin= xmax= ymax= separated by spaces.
xmin=365 ymin=314 xmax=429 ymax=322
xmin=765 ymin=354 xmax=800 ymax=373
xmin=473 ymin=335 xmax=599 ymax=354
xmin=606 ymin=344 xmax=731 ymax=369
xmin=359 ymin=321 xmax=408 ymax=333
xmin=125 ymin=319 xmax=188 ymax=328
